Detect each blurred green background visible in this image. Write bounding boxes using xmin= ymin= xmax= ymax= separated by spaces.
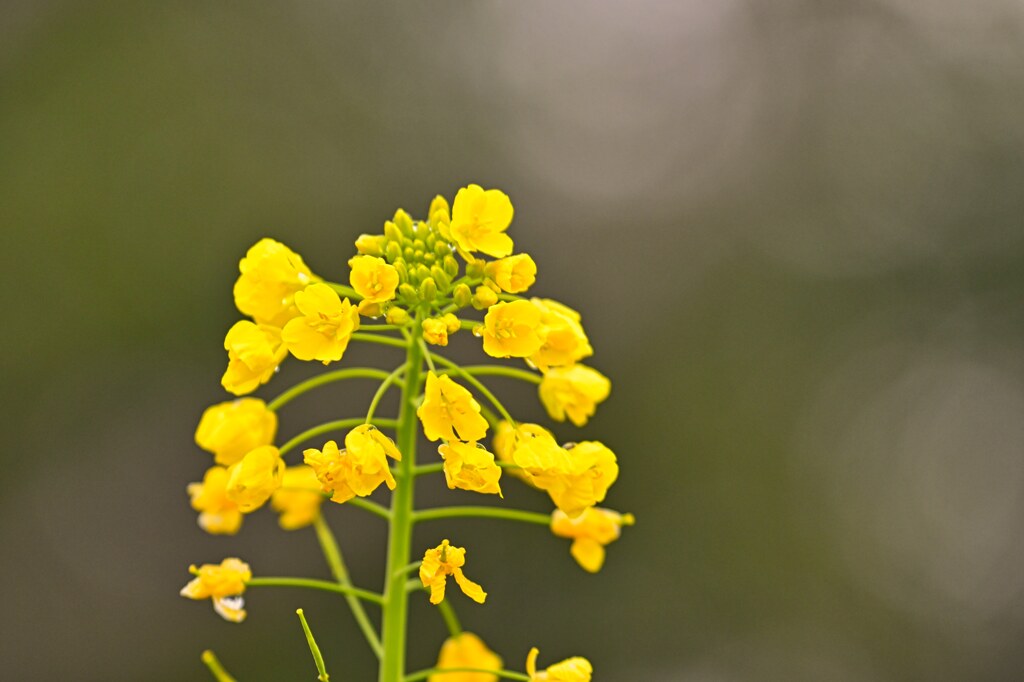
xmin=3 ymin=1 xmax=1024 ymax=680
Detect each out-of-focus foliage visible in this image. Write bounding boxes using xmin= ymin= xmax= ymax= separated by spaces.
xmin=2 ymin=1 xmax=1024 ymax=680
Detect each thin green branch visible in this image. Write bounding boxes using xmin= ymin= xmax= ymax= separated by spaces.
xmin=436 ymin=599 xmax=462 ymax=637
xmin=404 ymin=668 xmax=530 ymax=682
xmin=347 ymin=497 xmax=392 ymax=520
xmin=296 ymin=609 xmax=330 ymax=682
xmin=268 ymin=368 xmax=391 ymax=411
xmin=366 ymin=364 xmax=408 ymax=424
xmin=458 ymin=365 xmax=542 ymax=385
xmin=246 ymin=577 xmax=384 ymax=605
xmin=351 ymin=332 xmax=408 ymax=350
xmin=200 ymin=650 xmax=237 ymax=682
xmin=419 ymin=339 xmax=436 ymax=373
xmin=412 ymin=506 xmax=551 ymax=526
xmin=279 ymin=418 xmax=399 ymax=457
xmin=314 ymin=515 xmax=383 ymax=657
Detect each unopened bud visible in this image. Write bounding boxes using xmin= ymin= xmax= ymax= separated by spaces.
xmin=354 ymin=234 xmax=384 ymax=256
xmin=393 ymin=209 xmax=414 ymax=237
xmin=466 ymin=259 xmax=486 ymax=280
xmin=430 ymin=265 xmax=451 ymax=291
xmin=419 ymin=277 xmax=437 ymax=302
xmin=398 ymin=283 xmax=418 ymax=302
xmin=386 ymin=307 xmax=409 ymax=325
xmin=443 ymin=254 xmax=459 ymax=278
xmin=442 ymin=313 xmax=460 ymax=334
xmin=471 ymin=285 xmax=498 ymax=309
xmin=357 ymin=300 xmax=382 ymax=318
xmin=384 ymin=221 xmax=403 ymax=244
xmin=453 ymin=283 xmax=472 ymax=308
xmin=392 ymin=259 xmax=409 ymax=282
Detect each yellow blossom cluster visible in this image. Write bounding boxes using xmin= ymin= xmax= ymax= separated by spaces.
xmin=189 ymin=397 xmax=322 ymax=534
xmin=182 ymin=184 xmax=629 ymax=680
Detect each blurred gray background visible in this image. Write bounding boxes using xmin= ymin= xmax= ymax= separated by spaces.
xmin=3 ymin=1 xmax=1024 ymax=680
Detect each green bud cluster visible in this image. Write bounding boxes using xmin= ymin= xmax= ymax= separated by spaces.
xmin=377 ymin=209 xmax=463 ymax=309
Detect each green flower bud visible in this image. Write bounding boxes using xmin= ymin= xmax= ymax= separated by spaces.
xmin=385 ymin=241 xmax=403 ymax=263
xmin=392 ymin=259 xmax=409 ymax=283
xmin=435 ymin=241 xmax=452 ymax=259
xmin=393 ymin=209 xmax=414 ymax=237
xmin=430 ymin=265 xmax=451 ymax=292
xmin=398 ymin=283 xmax=418 ymax=302
xmin=466 ymin=259 xmax=485 ymax=279
xmin=453 ymin=283 xmax=472 ymax=308
xmin=384 ymin=221 xmax=403 ymax=244
xmin=412 ymin=239 xmax=426 ymax=253
xmin=419 ymin=277 xmax=437 ymax=302
xmin=443 ymin=254 xmax=460 ymax=278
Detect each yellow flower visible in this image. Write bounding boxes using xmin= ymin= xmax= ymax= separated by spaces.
xmin=417 ymin=372 xmax=489 ymax=443
xmin=195 ymin=398 xmax=277 ymax=467
xmin=525 ymin=648 xmax=593 ymax=682
xmin=513 ymin=440 xmax=619 ymax=518
xmin=270 ymin=465 xmax=324 ymax=530
xmin=233 ymin=238 xmax=318 ymax=327
xmin=449 ymin=184 xmax=514 ymax=258
xmin=429 ymin=632 xmax=503 ymax=682
xmin=303 ymin=426 xmax=401 ymax=504
xmin=481 ymin=300 xmax=544 ymax=358
xmin=528 ymin=299 xmax=592 ymax=372
xmin=471 ymin=285 xmax=499 ymax=310
xmin=221 ymin=320 xmax=286 ymax=396
xmin=538 ymin=365 xmax=611 ymax=427
xmin=348 ymin=255 xmax=400 ymax=303
xmin=493 ymin=421 xmax=554 ymax=485
xmin=484 ymin=254 xmax=537 ymax=294
xmin=180 ymin=558 xmax=252 ymax=623
xmin=187 ymin=466 xmax=243 ymax=535
xmin=422 ymin=317 xmax=450 ymax=346
xmin=281 ymin=283 xmax=361 ymax=364
xmin=225 ymin=445 xmax=285 ymax=513
xmin=550 ymin=507 xmax=635 ymax=573
xmin=420 ymin=540 xmax=487 ymax=605
xmin=439 ymin=441 xmax=503 ymax=496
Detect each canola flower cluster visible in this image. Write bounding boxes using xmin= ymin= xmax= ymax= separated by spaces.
xmin=182 ymin=185 xmax=633 ymax=682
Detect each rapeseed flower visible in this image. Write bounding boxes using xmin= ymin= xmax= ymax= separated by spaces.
xmin=429 ymin=633 xmax=503 ymax=682
xmin=303 ymin=426 xmax=400 ymax=504
xmin=225 ymin=445 xmax=285 ymax=513
xmin=281 ymin=283 xmax=361 ymax=364
xmin=419 ymin=540 xmax=486 ymax=605
xmin=221 ymin=320 xmax=286 ymax=395
xmin=449 ymin=184 xmax=514 ymax=258
xmin=180 ymin=558 xmax=252 ymax=623
xmin=550 ymin=507 xmax=635 ymax=572
xmin=525 ymin=648 xmax=592 ymax=682
xmin=439 ymin=441 xmax=503 ymax=496
xmin=484 ymin=253 xmax=536 ymax=294
xmin=195 ymin=398 xmax=277 ymax=467
xmin=528 ymin=299 xmax=592 ymax=372
xmin=538 ymin=365 xmax=611 ymax=427
xmin=348 ymin=255 xmax=399 ymax=304
xmin=417 ymin=372 xmax=489 ymax=443
xmin=513 ymin=440 xmax=619 ymax=518
xmin=481 ymin=300 xmax=544 ymax=358
xmin=233 ymin=238 xmax=318 ymax=327
xmin=187 ymin=466 xmax=243 ymax=535
xmin=270 ymin=465 xmax=324 ymax=530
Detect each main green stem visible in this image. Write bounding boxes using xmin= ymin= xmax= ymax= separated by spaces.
xmin=379 ymin=323 xmax=423 ymax=682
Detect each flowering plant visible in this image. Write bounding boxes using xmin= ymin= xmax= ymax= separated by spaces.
xmin=182 ymin=185 xmax=633 ymax=681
